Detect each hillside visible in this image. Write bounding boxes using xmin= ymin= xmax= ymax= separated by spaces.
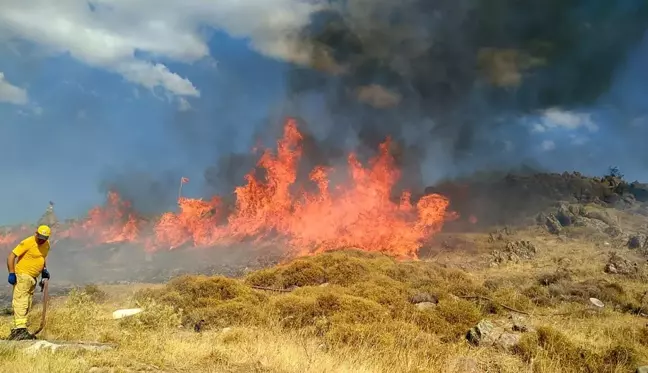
xmin=2 ymin=171 xmax=648 ymax=372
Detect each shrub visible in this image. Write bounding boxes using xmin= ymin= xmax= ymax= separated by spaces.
xmin=119 ymin=299 xmax=181 ymax=330
xmin=279 ymin=260 xmax=327 ymax=288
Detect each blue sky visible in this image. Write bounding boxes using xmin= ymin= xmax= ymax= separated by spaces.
xmin=0 ymin=1 xmax=647 ymax=225
xmin=0 ymin=29 xmax=289 ymax=224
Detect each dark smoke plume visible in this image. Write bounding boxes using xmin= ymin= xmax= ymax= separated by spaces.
xmin=272 ymin=0 xmax=648 ymax=191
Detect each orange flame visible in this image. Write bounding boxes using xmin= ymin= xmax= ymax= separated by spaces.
xmin=0 ymin=118 xmax=454 ymax=259
xmin=59 ymin=191 xmax=140 ymax=245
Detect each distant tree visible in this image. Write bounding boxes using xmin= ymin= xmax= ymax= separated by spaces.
xmin=607 ymin=166 xmax=624 ymax=179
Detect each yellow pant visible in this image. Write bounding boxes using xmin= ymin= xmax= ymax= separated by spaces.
xmin=12 ymin=273 xmax=36 ymax=329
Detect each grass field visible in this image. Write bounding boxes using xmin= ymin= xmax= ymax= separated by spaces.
xmin=0 ymin=226 xmax=647 ymax=373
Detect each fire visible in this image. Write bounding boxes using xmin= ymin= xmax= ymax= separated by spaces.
xmin=0 ymin=226 xmax=28 ymax=246
xmin=59 ymin=191 xmax=140 ymax=245
xmin=150 ymin=196 xmax=222 ymax=250
xmin=0 ymin=118 xmax=454 ymax=259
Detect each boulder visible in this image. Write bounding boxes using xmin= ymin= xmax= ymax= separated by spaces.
xmin=538 ymin=213 xmax=562 ymax=235
xmin=604 ymin=252 xmax=639 ymax=277
xmin=628 ymin=235 xmax=648 ymax=250
xmin=466 ymin=320 xmax=521 ymax=351
xmin=556 ymin=204 xmax=577 ymax=226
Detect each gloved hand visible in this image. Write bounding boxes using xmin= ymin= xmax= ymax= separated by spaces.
xmin=8 ymin=273 xmax=16 ymax=285
xmin=41 ymin=268 xmax=50 ymax=280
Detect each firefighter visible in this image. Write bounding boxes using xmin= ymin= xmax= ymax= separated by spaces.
xmin=6 ymin=225 xmax=51 ymax=340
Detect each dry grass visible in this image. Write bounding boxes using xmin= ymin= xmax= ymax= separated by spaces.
xmin=1 ymin=238 xmax=648 ymax=373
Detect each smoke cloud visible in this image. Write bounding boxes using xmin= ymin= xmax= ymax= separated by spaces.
xmin=269 ymin=0 xmax=648 ymax=188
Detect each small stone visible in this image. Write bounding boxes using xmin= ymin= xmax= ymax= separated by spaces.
xmin=221 ymin=327 xmax=232 ymax=333
xmin=605 ymin=263 xmax=618 ymax=274
xmin=509 ymin=314 xmax=531 ymax=333
xmin=415 ymin=302 xmax=437 ymax=311
xmin=319 ymin=283 xmax=330 ymax=287
xmin=636 ymin=366 xmax=648 ymax=373
xmin=409 ymin=292 xmax=438 ymax=304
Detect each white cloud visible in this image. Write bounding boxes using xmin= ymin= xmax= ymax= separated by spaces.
xmin=0 ymin=72 xmax=28 ymax=105
xmin=531 ymin=108 xmax=599 ymax=133
xmin=540 ymin=140 xmax=555 ymax=151
xmin=177 ymin=97 xmax=192 ymax=111
xmin=570 ymin=134 xmax=589 ymax=145
xmin=0 ymin=0 xmax=324 ymax=99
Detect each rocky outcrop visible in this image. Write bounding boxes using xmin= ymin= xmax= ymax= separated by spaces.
xmin=424 ymin=171 xmax=648 ymax=228
xmin=604 ymin=252 xmax=641 ymax=277
xmin=538 ymin=202 xmax=623 ymax=237
xmin=491 ymin=240 xmax=537 ymax=265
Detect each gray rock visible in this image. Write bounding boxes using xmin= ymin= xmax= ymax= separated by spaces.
xmin=466 ymin=320 xmax=495 ymax=345
xmin=604 ymin=252 xmax=639 ymax=277
xmin=409 ymin=292 xmax=438 ymax=304
xmin=466 ymin=320 xmax=521 ymax=351
xmin=497 ymin=332 xmax=522 ymax=350
xmin=628 ymin=235 xmax=647 ymax=250
xmin=540 ymin=213 xmax=563 ymax=235
xmin=582 ymin=207 xmax=617 ymax=227
xmin=415 ymin=302 xmax=437 ymax=311
xmin=0 ymin=340 xmax=115 ymax=354
xmin=556 ymin=204 xmax=576 ymax=226
xmin=509 ymin=314 xmax=533 ymax=333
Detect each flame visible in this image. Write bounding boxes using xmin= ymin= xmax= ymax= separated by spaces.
xmin=0 ymin=118 xmax=454 ymax=259
xmin=59 ymin=191 xmax=141 ymax=245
